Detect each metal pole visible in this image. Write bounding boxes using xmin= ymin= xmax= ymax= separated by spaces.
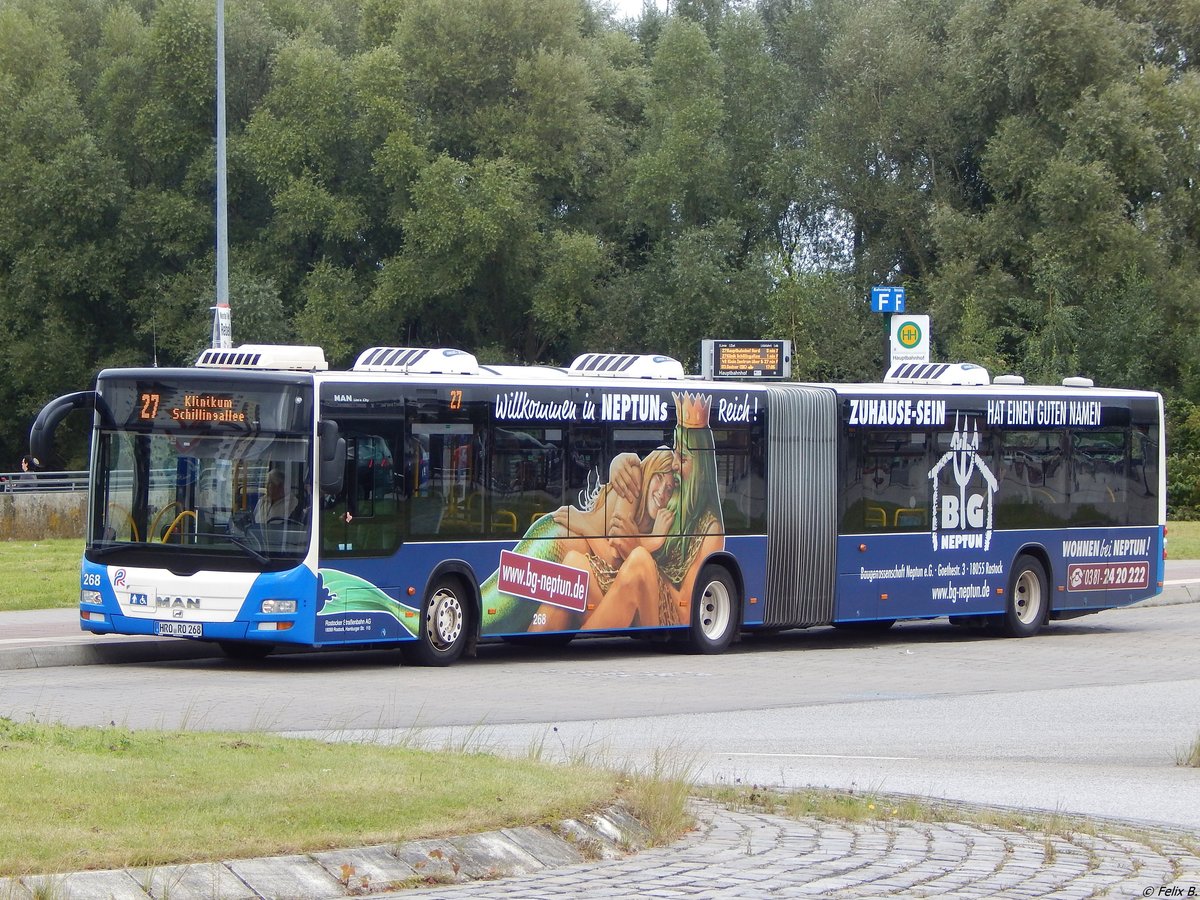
xmin=212 ymin=0 xmax=232 ymax=349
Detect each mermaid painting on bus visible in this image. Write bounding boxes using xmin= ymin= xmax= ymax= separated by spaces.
xmin=479 ymin=391 xmax=725 ymax=636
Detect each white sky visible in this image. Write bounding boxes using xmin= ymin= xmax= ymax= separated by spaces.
xmin=604 ymin=0 xmax=666 ymax=22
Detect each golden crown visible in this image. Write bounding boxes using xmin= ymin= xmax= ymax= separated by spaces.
xmin=673 ymin=391 xmax=712 ymax=429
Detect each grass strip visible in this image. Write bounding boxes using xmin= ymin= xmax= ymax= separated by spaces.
xmin=701 ymin=783 xmax=1096 ymax=836
xmin=0 ymin=540 xmax=81 ymax=612
xmin=1167 ymin=520 xmax=1200 ymax=560
xmin=0 ymin=718 xmax=620 ymax=877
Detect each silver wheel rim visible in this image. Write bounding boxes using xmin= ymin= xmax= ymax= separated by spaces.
xmin=427 ymin=588 xmax=464 ymax=650
xmin=1013 ymin=569 xmax=1043 ymax=626
xmin=698 ymin=579 xmax=731 ymax=641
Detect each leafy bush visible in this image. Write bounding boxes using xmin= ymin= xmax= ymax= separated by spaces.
xmin=1166 ymin=397 xmax=1200 ymax=519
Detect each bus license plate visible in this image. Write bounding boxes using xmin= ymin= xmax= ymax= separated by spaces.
xmin=155 ymin=622 xmax=203 ymax=638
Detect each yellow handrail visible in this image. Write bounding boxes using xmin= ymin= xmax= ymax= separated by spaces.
xmin=161 ymin=510 xmax=197 ymax=543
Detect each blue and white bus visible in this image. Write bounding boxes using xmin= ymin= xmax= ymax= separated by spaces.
xmin=31 ymin=345 xmax=1165 ymax=665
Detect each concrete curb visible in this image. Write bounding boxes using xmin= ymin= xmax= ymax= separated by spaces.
xmin=0 ymin=638 xmax=222 ymax=671
xmin=0 ymin=804 xmax=653 ymax=900
xmin=1151 ymin=579 xmax=1200 ymax=606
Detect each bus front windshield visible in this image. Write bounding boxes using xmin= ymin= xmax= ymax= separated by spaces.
xmin=92 ymin=431 xmax=312 ymax=568
xmin=89 ymin=376 xmax=314 ymax=571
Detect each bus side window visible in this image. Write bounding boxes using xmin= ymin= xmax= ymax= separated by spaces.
xmin=994 ymin=430 xmax=1067 ymax=528
xmin=489 ymin=426 xmax=565 ymax=534
xmin=1070 ymin=429 xmax=1128 ymax=526
xmin=1126 ymin=426 xmax=1158 ymax=524
xmin=713 ymin=425 xmax=765 ymax=534
xmin=409 ymin=398 xmax=488 ymax=538
xmin=864 ymin=432 xmax=929 ymax=531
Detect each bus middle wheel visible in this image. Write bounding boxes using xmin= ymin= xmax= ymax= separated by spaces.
xmin=685 ymin=564 xmax=738 ymax=654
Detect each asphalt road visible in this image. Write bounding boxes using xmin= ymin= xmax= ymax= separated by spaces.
xmin=1 ymin=599 xmax=1197 ymax=832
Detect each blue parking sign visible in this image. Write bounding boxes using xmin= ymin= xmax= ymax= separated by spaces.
xmin=870 ymin=286 xmax=906 ymax=313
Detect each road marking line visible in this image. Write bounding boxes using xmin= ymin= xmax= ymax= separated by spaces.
xmin=723 ymin=752 xmax=916 ymax=761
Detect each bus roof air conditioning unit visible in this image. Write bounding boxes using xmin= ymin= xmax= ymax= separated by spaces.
xmin=568 ymin=353 xmax=685 ymax=379
xmin=884 ymin=362 xmax=991 ymax=386
xmin=195 ymin=344 xmax=328 ymax=371
xmin=353 ymin=347 xmax=481 ymax=376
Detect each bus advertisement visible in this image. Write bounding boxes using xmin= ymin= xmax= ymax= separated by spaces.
xmin=31 ymin=345 xmax=1165 ymax=665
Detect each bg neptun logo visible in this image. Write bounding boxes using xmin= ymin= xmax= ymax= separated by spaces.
xmin=928 ymin=414 xmax=997 ymax=551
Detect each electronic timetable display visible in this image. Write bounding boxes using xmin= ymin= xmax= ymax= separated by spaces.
xmin=701 ymin=339 xmax=792 ymax=379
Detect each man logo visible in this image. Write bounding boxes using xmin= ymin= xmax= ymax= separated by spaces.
xmin=928 ymin=414 xmax=998 ymax=551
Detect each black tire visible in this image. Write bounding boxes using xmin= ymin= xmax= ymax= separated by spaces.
xmin=218 ymin=640 xmax=273 ymax=660
xmin=401 ymin=578 xmax=471 ymax=666
xmin=999 ymin=555 xmax=1049 ymax=637
xmin=684 ymin=565 xmax=739 ymax=654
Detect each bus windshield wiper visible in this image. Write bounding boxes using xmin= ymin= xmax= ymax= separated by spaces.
xmin=193 ymin=531 xmax=271 ymax=564
xmin=86 ymin=542 xmax=135 ymax=559
xmin=88 ymin=534 xmax=271 ymax=565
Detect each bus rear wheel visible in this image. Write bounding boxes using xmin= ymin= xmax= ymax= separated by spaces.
xmin=1000 ymin=556 xmax=1049 ymax=638
xmin=685 ymin=565 xmax=738 ymax=654
xmin=402 ymin=578 xmax=470 ymax=666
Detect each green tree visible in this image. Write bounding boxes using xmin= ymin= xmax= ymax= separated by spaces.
xmin=767 ymin=271 xmax=882 ymax=382
xmin=927 ymin=0 xmax=1184 ymax=385
xmin=0 ymin=2 xmax=133 ymax=465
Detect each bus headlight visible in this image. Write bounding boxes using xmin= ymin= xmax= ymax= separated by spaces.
xmin=260 ymin=599 xmax=297 ymax=614
xmin=81 ymin=590 xmax=103 ymax=605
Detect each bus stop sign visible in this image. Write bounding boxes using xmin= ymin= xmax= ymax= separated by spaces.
xmin=890 ymin=314 xmax=930 ymax=365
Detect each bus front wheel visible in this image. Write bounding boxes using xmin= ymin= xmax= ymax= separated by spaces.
xmin=1000 ymin=556 xmax=1049 ymax=638
xmin=685 ymin=565 xmax=738 ymax=654
xmin=402 ymin=578 xmax=470 ymax=667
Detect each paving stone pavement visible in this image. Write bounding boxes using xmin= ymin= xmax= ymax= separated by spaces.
xmin=8 ymin=799 xmax=1195 ymax=900
xmin=390 ymin=800 xmax=1200 ymax=900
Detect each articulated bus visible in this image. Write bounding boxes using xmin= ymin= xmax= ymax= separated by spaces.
xmin=31 ymin=345 xmax=1165 ymax=665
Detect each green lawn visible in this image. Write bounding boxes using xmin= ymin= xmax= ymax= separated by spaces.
xmin=0 ymin=539 xmax=81 ymax=612
xmin=0 ymin=718 xmax=636 ymax=878
xmin=1168 ymin=520 xmax=1200 ymax=559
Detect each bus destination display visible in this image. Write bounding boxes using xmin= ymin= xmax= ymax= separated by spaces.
xmin=137 ymin=390 xmax=249 ymax=425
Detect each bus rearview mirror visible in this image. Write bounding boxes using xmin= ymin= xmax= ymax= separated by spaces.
xmin=318 ymin=421 xmax=345 ymax=495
